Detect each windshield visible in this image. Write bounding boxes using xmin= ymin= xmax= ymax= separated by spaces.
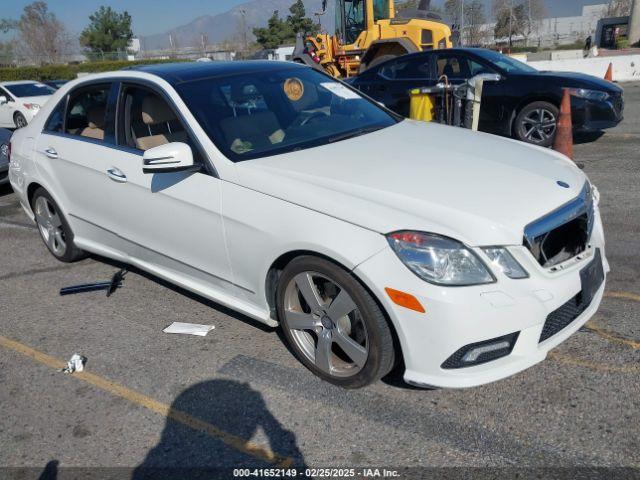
xmin=474 ymin=50 xmax=538 ymax=74
xmin=176 ymin=67 xmax=398 ymax=162
xmin=5 ymin=82 xmax=55 ymax=97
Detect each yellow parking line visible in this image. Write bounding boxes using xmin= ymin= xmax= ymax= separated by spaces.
xmin=605 ymin=291 xmax=640 ymax=303
xmin=0 ymin=335 xmax=293 ymax=468
xmin=583 ymin=322 xmax=640 ymax=350
xmin=548 ymin=352 xmax=640 ymax=374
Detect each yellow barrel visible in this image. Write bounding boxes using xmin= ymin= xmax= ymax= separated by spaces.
xmin=409 ymin=88 xmax=435 ymax=122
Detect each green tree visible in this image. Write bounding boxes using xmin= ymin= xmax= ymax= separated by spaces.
xmin=253 ymin=11 xmax=293 ymax=49
xmin=80 ymin=6 xmax=133 ymax=54
xmin=287 ymin=0 xmax=319 ymax=37
xmin=253 ymin=1 xmax=318 ymax=49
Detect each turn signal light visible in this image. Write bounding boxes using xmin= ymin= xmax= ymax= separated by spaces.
xmin=385 ymin=288 xmax=425 ymax=313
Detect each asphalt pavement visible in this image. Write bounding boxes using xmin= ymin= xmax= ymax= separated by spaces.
xmin=0 ymin=83 xmax=639 ymax=479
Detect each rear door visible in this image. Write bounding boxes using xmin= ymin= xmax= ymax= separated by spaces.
xmin=34 ymin=82 xmax=122 ymax=247
xmin=100 ymin=82 xmax=234 ymax=294
xmin=368 ymin=54 xmax=436 ymax=117
xmin=433 ymin=52 xmax=505 ymax=133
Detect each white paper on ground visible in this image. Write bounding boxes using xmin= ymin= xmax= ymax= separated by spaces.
xmin=163 ymin=322 xmax=215 ymax=336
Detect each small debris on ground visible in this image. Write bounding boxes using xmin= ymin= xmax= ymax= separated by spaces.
xmin=60 ymin=354 xmax=87 ymax=374
xmin=163 ymin=322 xmax=215 ymax=337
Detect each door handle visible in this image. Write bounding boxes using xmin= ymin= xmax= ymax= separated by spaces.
xmin=106 ymin=167 xmax=127 ymax=183
xmin=44 ymin=147 xmax=58 ymax=159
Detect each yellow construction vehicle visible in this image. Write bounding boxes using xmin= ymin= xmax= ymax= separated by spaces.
xmin=293 ymin=0 xmax=453 ymax=78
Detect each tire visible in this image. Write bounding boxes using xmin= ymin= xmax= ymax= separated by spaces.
xmin=276 ymin=256 xmax=395 ymax=389
xmin=360 ymin=54 xmax=397 ymax=74
xmin=14 ymin=112 xmax=28 ymax=129
xmin=31 ymin=187 xmax=86 ymax=263
xmin=514 ymin=101 xmax=559 ymax=147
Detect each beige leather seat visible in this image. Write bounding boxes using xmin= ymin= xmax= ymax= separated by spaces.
xmin=80 ymin=106 xmax=105 ymax=140
xmin=136 ymin=95 xmax=187 ymax=151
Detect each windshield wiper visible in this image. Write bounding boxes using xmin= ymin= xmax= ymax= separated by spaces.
xmin=327 ymin=125 xmax=385 ymax=144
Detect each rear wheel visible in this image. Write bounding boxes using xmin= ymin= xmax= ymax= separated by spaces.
xmin=514 ymin=101 xmax=559 ymax=147
xmin=277 ymin=256 xmax=395 ymax=389
xmin=14 ymin=112 xmax=28 ymax=129
xmin=31 ymin=187 xmax=86 ymax=263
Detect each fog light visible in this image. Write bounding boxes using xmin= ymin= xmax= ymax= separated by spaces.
xmin=462 ymin=341 xmax=511 ymax=363
xmin=441 ymin=332 xmax=519 ymax=369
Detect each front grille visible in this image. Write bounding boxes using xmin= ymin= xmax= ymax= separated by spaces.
xmin=524 ymin=183 xmax=594 ymax=268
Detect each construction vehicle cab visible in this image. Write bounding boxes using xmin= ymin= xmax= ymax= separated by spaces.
xmin=294 ymin=0 xmax=453 ymax=78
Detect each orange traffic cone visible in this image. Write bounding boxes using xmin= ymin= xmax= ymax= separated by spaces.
xmin=553 ymin=88 xmax=574 ymax=161
xmin=605 ymin=63 xmax=614 ymax=82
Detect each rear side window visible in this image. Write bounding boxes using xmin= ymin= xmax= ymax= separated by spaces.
xmin=379 ymin=56 xmax=432 ymax=80
xmin=65 ymin=84 xmax=111 ymax=142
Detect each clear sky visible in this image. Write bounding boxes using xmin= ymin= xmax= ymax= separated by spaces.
xmin=2 ymin=0 xmax=608 ymax=37
xmin=2 ymin=0 xmax=248 ymax=36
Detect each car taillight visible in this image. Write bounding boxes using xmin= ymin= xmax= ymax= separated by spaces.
xmin=7 ymin=142 xmax=11 ymax=162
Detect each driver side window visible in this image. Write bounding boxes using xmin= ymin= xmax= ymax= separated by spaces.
xmin=117 ymin=85 xmax=198 ymax=157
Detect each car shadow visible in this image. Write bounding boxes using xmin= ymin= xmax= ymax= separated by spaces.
xmin=0 ymin=184 xmax=12 ymax=197
xmin=574 ymin=131 xmax=605 ymax=144
xmin=131 ymin=379 xmax=307 ymax=478
xmin=90 ymin=256 xmax=423 ymax=392
xmin=92 ymin=255 xmax=275 ymax=333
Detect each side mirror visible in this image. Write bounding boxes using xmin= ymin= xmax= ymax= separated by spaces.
xmin=142 ymin=142 xmax=197 ymax=174
xmin=0 ymin=96 xmax=7 ymax=105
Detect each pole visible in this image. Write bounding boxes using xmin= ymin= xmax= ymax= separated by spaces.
xmin=629 ymin=0 xmax=640 ymax=46
xmin=460 ymin=0 xmax=465 ymax=46
xmin=240 ymin=9 xmax=248 ymax=55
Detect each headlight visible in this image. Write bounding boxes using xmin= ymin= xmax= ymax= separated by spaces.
xmin=23 ymin=103 xmax=40 ymax=111
xmin=482 ymin=248 xmax=529 ymax=279
xmin=571 ymin=89 xmax=609 ymax=102
xmin=387 ymin=232 xmax=495 ymax=286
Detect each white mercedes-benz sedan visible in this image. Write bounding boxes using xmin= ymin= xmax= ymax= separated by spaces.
xmin=8 ymin=61 xmax=608 ymax=389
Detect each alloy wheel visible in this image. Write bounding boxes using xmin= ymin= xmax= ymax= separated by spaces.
xmin=521 ymin=108 xmax=557 ymax=143
xmin=283 ymin=271 xmax=369 ymax=378
xmin=34 ymin=196 xmax=67 ymax=257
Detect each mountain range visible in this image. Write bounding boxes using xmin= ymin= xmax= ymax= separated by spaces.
xmin=140 ymin=0 xmax=604 ymax=50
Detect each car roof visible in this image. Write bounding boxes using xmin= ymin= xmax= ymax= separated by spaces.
xmin=127 ymin=60 xmax=306 ymax=85
xmin=0 ymin=80 xmax=42 ymax=86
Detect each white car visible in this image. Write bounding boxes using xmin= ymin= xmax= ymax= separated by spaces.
xmin=0 ymin=81 xmax=55 ymax=128
xmin=8 ymin=62 xmax=608 ymax=389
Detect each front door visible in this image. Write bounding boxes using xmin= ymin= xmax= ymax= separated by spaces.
xmin=103 ymin=83 xmax=234 ymax=294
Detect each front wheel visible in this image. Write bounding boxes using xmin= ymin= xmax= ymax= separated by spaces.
xmin=277 ymin=256 xmax=395 ymax=389
xmin=514 ymin=101 xmax=559 ymax=147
